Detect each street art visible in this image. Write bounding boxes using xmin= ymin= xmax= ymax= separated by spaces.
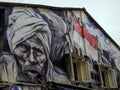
xmin=6 ymin=7 xmax=73 ymax=84
xmin=0 ymin=6 xmax=119 ymax=90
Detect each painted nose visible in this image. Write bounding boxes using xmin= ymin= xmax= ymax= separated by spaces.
xmin=29 ymin=48 xmax=36 ymax=64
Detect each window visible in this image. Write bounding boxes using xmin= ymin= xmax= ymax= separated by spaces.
xmin=90 ymin=63 xmax=100 ymax=87
xmin=107 ymin=69 xmax=117 ymax=88
xmin=71 ymin=54 xmax=91 ymax=83
xmin=100 ymin=49 xmax=111 ymax=67
xmin=99 ymin=65 xmax=117 ymax=88
xmin=80 ymin=61 xmax=91 ymax=82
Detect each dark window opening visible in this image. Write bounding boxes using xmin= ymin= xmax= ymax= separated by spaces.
xmin=102 ymin=49 xmax=110 ymax=61
xmin=0 ymin=8 xmax=10 ymax=53
xmin=91 ymin=72 xmax=94 ymax=80
xmin=73 ymin=63 xmax=78 ymax=81
xmin=60 ymin=55 xmax=68 ymax=72
xmin=101 ymin=71 xmax=106 ymax=87
xmin=0 ymin=9 xmax=5 ymax=55
xmin=95 ymin=74 xmax=99 ymax=81
xmin=59 ymin=54 xmax=71 ymax=79
xmin=0 ymin=9 xmax=5 ymax=32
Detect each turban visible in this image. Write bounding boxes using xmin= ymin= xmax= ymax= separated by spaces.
xmin=7 ymin=7 xmax=51 ymax=53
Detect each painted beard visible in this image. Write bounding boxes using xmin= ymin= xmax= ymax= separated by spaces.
xmin=22 ymin=65 xmax=45 ymax=83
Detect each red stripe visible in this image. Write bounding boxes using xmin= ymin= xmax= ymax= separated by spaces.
xmin=74 ymin=21 xmax=98 ymax=50
xmin=74 ymin=21 xmax=84 ymax=38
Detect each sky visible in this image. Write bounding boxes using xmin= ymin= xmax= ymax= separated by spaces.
xmin=0 ymin=0 xmax=120 ymax=46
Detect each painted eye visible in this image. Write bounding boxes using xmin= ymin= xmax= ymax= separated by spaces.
xmin=32 ymin=47 xmax=44 ymax=56
xmin=20 ymin=44 xmax=28 ymax=52
xmin=33 ymin=51 xmax=42 ymax=56
xmin=14 ymin=44 xmax=29 ymax=56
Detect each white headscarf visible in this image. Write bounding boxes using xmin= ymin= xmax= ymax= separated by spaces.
xmin=7 ymin=7 xmax=51 ymax=53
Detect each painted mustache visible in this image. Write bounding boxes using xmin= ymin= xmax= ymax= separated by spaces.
xmin=22 ymin=65 xmax=43 ymax=76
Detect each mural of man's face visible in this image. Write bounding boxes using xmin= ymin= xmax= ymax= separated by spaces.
xmin=13 ymin=35 xmax=46 ymax=80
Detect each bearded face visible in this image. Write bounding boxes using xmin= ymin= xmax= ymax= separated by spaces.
xmin=13 ymin=35 xmax=46 ymax=82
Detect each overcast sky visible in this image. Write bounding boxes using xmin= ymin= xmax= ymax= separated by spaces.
xmin=0 ymin=0 xmax=120 ymax=46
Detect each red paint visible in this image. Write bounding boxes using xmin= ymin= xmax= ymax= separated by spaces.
xmin=74 ymin=21 xmax=97 ymax=50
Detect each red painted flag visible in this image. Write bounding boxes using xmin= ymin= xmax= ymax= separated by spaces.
xmin=74 ymin=20 xmax=98 ymax=50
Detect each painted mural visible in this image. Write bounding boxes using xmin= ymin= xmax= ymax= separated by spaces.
xmin=0 ymin=6 xmax=119 ymax=90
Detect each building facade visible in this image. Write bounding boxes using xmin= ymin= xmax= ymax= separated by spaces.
xmin=0 ymin=3 xmax=120 ymax=90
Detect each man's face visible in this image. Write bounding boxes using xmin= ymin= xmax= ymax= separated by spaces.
xmin=13 ymin=35 xmax=46 ymax=77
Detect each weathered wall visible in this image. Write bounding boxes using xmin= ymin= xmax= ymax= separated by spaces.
xmin=0 ymin=5 xmax=119 ymax=90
